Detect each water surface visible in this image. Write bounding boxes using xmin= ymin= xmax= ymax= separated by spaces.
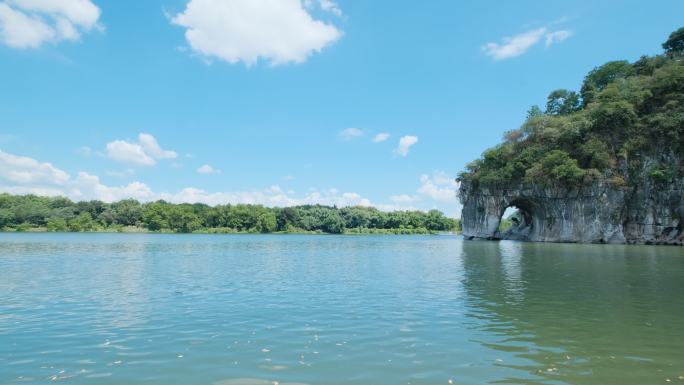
xmin=1 ymin=233 xmax=683 ymax=384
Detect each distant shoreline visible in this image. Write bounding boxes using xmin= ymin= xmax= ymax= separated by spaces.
xmin=0 ymin=227 xmax=460 ymax=236
xmin=0 ymin=194 xmax=461 ymax=235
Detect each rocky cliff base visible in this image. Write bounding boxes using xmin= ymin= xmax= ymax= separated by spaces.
xmin=459 ymin=179 xmax=684 ymax=245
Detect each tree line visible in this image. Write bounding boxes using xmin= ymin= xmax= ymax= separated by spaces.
xmin=0 ymin=194 xmax=460 ymax=234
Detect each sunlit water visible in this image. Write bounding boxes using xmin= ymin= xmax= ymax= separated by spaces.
xmin=1 ymin=233 xmax=683 ymax=385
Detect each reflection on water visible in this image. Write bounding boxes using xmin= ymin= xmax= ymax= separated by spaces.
xmin=461 ymin=240 xmax=684 ymax=385
xmin=0 ymin=233 xmax=683 ymax=385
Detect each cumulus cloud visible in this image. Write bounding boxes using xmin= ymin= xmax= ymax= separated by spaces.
xmin=137 ymin=133 xmax=177 ymax=160
xmin=390 ymin=194 xmax=418 ymax=204
xmin=0 ymin=150 xmax=385 ymax=208
xmin=160 ymin=187 xmax=373 ymax=208
xmin=106 ymin=133 xmax=177 ymax=167
xmin=339 ymin=127 xmax=363 ymax=140
xmin=395 ymin=135 xmax=418 ymax=157
xmin=106 ymin=169 xmax=135 ymax=178
xmin=170 ymin=0 xmax=342 ymax=66
xmin=372 ymin=132 xmax=390 ymax=143
xmin=196 ymin=164 xmax=221 ymax=174
xmin=384 ymin=171 xmax=460 ymax=213
xmin=0 ymin=149 xmax=70 ymax=185
xmin=71 ymin=172 xmax=155 ymax=202
xmin=106 ymin=140 xmax=155 ymax=166
xmin=0 ymin=150 xmax=151 ymax=202
xmin=482 ymin=27 xmax=572 ymax=60
xmin=417 ymin=171 xmax=459 ymax=202
xmin=0 ymin=0 xmax=101 ymax=49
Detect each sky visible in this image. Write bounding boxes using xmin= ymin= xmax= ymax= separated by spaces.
xmin=1 ymin=0 xmax=682 ymax=218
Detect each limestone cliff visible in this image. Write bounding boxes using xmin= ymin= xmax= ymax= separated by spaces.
xmin=458 ymin=176 xmax=684 ymax=245
xmin=457 ymin=30 xmax=684 ymax=245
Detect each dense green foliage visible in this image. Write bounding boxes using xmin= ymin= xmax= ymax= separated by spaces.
xmin=663 ymin=27 xmax=684 ymax=55
xmin=0 ymin=194 xmax=459 ymax=234
xmin=459 ymin=28 xmax=684 ymax=187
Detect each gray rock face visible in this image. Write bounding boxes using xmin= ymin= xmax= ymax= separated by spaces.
xmin=459 ymin=178 xmax=684 ymax=245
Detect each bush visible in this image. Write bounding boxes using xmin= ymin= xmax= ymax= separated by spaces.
xmin=650 ymin=165 xmax=674 ymax=183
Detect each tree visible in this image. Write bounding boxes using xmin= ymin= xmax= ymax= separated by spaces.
xmin=526 ymin=105 xmax=543 ymax=119
xmin=320 ymin=210 xmax=344 ymax=233
xmin=112 ymin=199 xmax=142 ymax=226
xmin=275 ymin=207 xmax=300 ymax=231
xmin=340 ymin=206 xmax=371 ymax=228
xmin=545 ymin=89 xmax=581 ymax=115
xmin=424 ymin=209 xmax=448 ymax=231
xmin=0 ymin=193 xmax=458 ymax=234
xmin=97 ymin=209 xmax=116 ymax=227
xmin=0 ymin=208 xmax=14 ymax=229
xmin=663 ymin=26 xmax=684 ymax=55
xmin=47 ymin=218 xmax=68 ymax=232
xmin=255 ymin=211 xmax=277 ymax=233
xmin=142 ymin=203 xmax=169 ymax=231
xmin=166 ymin=206 xmax=201 ymax=233
xmin=525 ymin=150 xmax=585 ymax=185
xmin=580 ymin=61 xmax=634 ymax=104
xmin=68 ymin=212 xmax=96 ymax=232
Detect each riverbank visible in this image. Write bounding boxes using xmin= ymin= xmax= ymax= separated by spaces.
xmin=1 ymin=225 xmax=458 ymax=235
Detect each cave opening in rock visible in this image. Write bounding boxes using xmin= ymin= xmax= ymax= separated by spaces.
xmin=497 ymin=199 xmax=535 ymax=240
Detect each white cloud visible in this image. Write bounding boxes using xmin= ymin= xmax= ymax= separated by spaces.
xmin=395 ymin=135 xmax=418 ymax=157
xmin=170 ymin=0 xmax=342 ymax=66
xmin=0 ymin=0 xmax=101 ymax=49
xmin=0 ymin=150 xmax=463 ymax=217
xmin=0 ymin=150 xmax=383 ymax=208
xmin=0 ymin=3 xmax=54 ymax=48
xmin=71 ymin=172 xmax=155 ymax=202
xmin=138 ymin=133 xmax=177 ymax=160
xmin=339 ymin=127 xmax=363 ymax=140
xmin=303 ymin=0 xmax=341 ymax=16
xmin=106 ymin=169 xmax=135 ymax=178
xmin=383 ymin=171 xmax=461 ymax=215
xmin=105 ymin=133 xmax=177 ymax=167
xmin=482 ymin=28 xmax=546 ymax=60
xmin=154 ymin=186 xmax=372 ymax=208
xmin=545 ymin=30 xmax=572 ymax=47
xmin=0 ymin=149 xmax=70 ymax=185
xmin=196 ymin=164 xmax=221 ymax=174
xmin=482 ymin=27 xmax=572 ymax=60
xmin=417 ymin=171 xmax=459 ymax=202
xmin=317 ymin=0 xmax=342 ymax=16
xmin=106 ymin=140 xmax=156 ymax=167
xmin=390 ymin=194 xmax=417 ymax=204
xmin=372 ymin=132 xmax=390 ymax=143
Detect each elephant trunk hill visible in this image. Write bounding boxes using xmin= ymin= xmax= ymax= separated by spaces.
xmin=458 ymin=28 xmax=684 ymax=245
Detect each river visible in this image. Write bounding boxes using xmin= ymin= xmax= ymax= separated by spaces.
xmin=1 ymin=233 xmax=682 ymax=384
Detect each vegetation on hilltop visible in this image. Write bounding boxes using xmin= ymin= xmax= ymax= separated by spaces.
xmin=458 ymin=27 xmax=684 ymax=188
xmin=0 ymin=194 xmax=459 ymax=234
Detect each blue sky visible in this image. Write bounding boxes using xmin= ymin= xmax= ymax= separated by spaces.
xmin=1 ymin=0 xmax=682 ymax=217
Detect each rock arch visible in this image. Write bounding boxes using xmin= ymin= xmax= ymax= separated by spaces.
xmin=496 ymin=198 xmax=536 ymax=241
xmin=458 ymin=180 xmax=637 ymax=243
